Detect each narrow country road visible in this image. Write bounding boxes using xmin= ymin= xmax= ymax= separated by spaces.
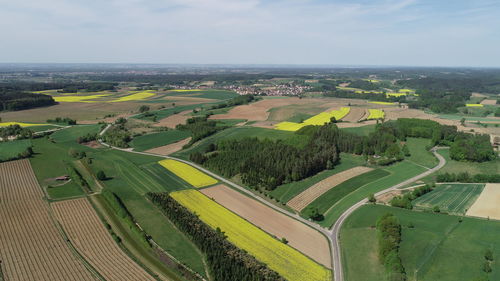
xmin=99 ymin=121 xmax=446 ymax=281
xmin=329 ymin=147 xmax=446 ymax=281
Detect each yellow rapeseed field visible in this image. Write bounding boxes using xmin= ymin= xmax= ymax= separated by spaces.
xmin=274 ymin=122 xmax=306 ymax=131
xmin=275 ymin=107 xmax=350 ymax=131
xmin=171 ymin=189 xmax=331 ymax=281
xmin=466 ymin=104 xmax=484 ymax=107
xmin=53 ymin=94 xmax=110 ymax=102
xmin=0 ymin=122 xmax=47 ymax=127
xmin=111 ymin=91 xmax=155 ymax=102
xmin=367 ymin=109 xmax=385 ymax=120
xmin=158 ymin=159 xmax=217 ymax=188
xmin=385 ymin=93 xmax=407 ymax=98
xmin=399 ymin=88 xmax=414 ymax=93
xmin=368 ymin=101 xmax=395 ymax=105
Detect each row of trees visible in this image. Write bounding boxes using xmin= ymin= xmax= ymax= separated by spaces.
xmin=377 ymin=213 xmax=406 ymax=281
xmin=46 ymin=117 xmax=77 ymax=125
xmin=0 ymin=90 xmax=55 ymax=111
xmin=207 ymin=94 xmax=257 ymax=110
xmin=147 ymin=192 xmax=285 ymax=281
xmin=390 ymin=184 xmax=434 ymax=209
xmin=436 ymin=172 xmax=500 ymax=183
xmin=0 ymin=125 xmax=33 ymax=140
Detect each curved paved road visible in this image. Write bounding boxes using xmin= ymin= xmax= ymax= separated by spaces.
xmin=329 ymin=147 xmax=446 ymax=281
xmin=100 ymin=122 xmax=446 ymax=281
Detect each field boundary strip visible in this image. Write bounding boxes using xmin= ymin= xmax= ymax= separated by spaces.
xmin=287 ymin=166 xmax=374 ymax=212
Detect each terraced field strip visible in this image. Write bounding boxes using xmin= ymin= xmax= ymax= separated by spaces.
xmin=287 ymin=166 xmax=373 ymax=212
xmin=158 ymin=159 xmax=218 ymax=188
xmin=201 ymin=184 xmax=331 ymax=267
xmin=171 ymin=189 xmax=332 ymax=281
xmin=52 ymin=198 xmax=156 ymax=281
xmin=341 ymin=108 xmax=366 ymax=122
xmin=0 ymin=159 xmax=98 ymax=281
xmin=466 ymin=183 xmax=500 ymax=220
xmin=413 ymin=183 xmax=485 ymax=215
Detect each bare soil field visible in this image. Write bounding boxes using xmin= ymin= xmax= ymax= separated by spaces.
xmin=466 ymin=183 xmax=500 ymax=220
xmin=52 ymin=198 xmax=156 ymax=281
xmin=480 ymin=99 xmax=498 ymax=105
xmin=145 ymin=137 xmax=192 ymax=155
xmin=153 ymin=110 xmax=192 ymax=128
xmin=0 ymin=159 xmax=98 ymax=281
xmin=342 ymin=107 xmax=366 ymax=122
xmin=200 ymin=184 xmax=331 ymax=267
xmin=287 ymin=166 xmax=374 ymax=212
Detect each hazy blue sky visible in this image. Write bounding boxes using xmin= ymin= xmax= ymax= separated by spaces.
xmin=1 ymin=0 xmax=499 ymax=66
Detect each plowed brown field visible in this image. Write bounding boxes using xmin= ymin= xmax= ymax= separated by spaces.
xmin=200 ymin=184 xmax=331 ymax=267
xmin=153 ymin=110 xmax=192 ymax=128
xmin=144 ymin=137 xmax=192 ymax=155
xmin=287 ymin=166 xmax=373 ymax=212
xmin=466 ymin=183 xmax=500 ymax=220
xmin=52 ymin=198 xmax=156 ymax=281
xmin=0 ymin=159 xmax=98 ymax=281
xmin=342 ymin=107 xmax=366 ymax=122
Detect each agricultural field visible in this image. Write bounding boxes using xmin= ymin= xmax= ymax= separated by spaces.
xmin=287 ymin=166 xmax=374 ymax=212
xmin=270 ymin=153 xmax=367 ymax=203
xmin=320 ymin=160 xmax=427 ymax=227
xmin=0 ymin=159 xmax=98 ymax=281
xmin=0 ymin=121 xmax=48 ymax=127
xmin=50 ymin=124 xmax=102 ymax=143
xmin=274 ymin=107 xmax=350 ymax=131
xmin=129 ymin=130 xmax=191 ymax=151
xmin=201 ymin=184 xmax=331 ymax=266
xmin=87 ymin=149 xmax=209 ymax=276
xmin=171 ymin=189 xmax=332 ymax=281
xmin=341 ymin=204 xmax=500 ymax=281
xmin=166 ymin=89 xmax=239 ymax=100
xmin=144 ymin=137 xmax=191 ymax=155
xmin=53 ymin=93 xmax=111 ymax=102
xmin=158 ymin=159 xmax=218 ymax=188
xmin=434 ymin=149 xmax=499 ymax=175
xmin=366 ymin=109 xmax=384 ymax=120
xmin=0 ymin=139 xmax=31 ymax=162
xmin=467 ymin=183 xmax=500 ymax=220
xmin=405 ymin=137 xmax=438 ymax=169
xmin=52 ymin=198 xmax=156 ymax=281
xmin=305 ymin=169 xmax=390 ymax=216
xmin=111 ymin=90 xmax=156 ymax=102
xmin=413 ymin=183 xmax=485 ymax=215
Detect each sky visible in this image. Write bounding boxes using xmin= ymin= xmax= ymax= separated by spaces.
xmin=1 ymin=0 xmax=500 ymax=67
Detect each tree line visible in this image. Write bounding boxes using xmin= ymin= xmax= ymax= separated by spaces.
xmin=437 ymin=172 xmax=500 ymax=183
xmin=377 ymin=213 xmax=406 ymax=281
xmin=147 ymin=192 xmax=285 ymax=281
xmin=0 ymin=90 xmax=55 ymax=111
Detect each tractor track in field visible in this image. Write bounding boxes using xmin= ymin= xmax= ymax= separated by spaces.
xmin=99 ymin=120 xmax=447 ymax=281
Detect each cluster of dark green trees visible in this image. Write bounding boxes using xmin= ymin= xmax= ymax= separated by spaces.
xmin=176 ymin=116 xmax=227 ymax=146
xmin=76 ymin=133 xmax=98 ymax=144
xmin=377 ymin=213 xmax=406 ymax=281
xmin=379 ymin=118 xmax=495 ymax=162
xmin=102 ymin=119 xmax=131 ymax=148
xmin=390 ymin=184 xmax=434 ymax=209
xmin=207 ymin=94 xmax=256 ymax=110
xmin=0 ymin=125 xmax=33 ymax=139
xmin=147 ymin=192 xmax=285 ymax=281
xmin=46 ymin=117 xmax=77 ymax=125
xmin=396 ymin=77 xmax=480 ymax=113
xmin=191 ymin=123 xmax=404 ymax=190
xmin=437 ymin=172 xmax=500 ymax=183
xmin=0 ymin=90 xmax=55 ymax=111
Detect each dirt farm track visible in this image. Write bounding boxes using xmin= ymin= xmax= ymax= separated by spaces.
xmin=52 ymin=198 xmax=156 ymax=281
xmin=0 ymin=159 xmax=98 ymax=281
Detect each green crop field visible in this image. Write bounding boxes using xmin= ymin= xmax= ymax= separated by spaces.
xmin=304 ymin=169 xmax=390 ymax=215
xmin=340 ymin=124 xmax=376 ymax=136
xmin=51 ymin=124 xmax=102 ymax=143
xmin=405 ymin=137 xmax=438 ymax=169
xmin=320 ymin=160 xmax=427 ymax=227
xmin=87 ymin=149 xmax=208 ymax=276
xmin=140 ymin=162 xmax=192 ymax=192
xmin=413 ymin=183 xmax=485 ymax=215
xmin=270 ymin=153 xmax=367 ymax=203
xmin=172 ymin=126 xmax=308 ymax=159
xmin=166 ymin=89 xmax=238 ymax=100
xmin=0 ymin=139 xmax=31 ymax=161
xmin=129 ymin=130 xmax=191 ymax=151
xmin=133 ymin=104 xmax=205 ymax=121
xmin=341 ymin=204 xmax=500 ymax=281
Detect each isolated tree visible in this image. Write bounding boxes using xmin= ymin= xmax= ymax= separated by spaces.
xmin=483 ymin=261 xmax=492 ymax=273
xmin=138 ymin=105 xmax=150 ymax=113
xmin=281 ymin=237 xmax=288 ymax=244
xmin=368 ymin=193 xmax=376 ymax=203
xmin=485 ymin=249 xmax=494 ymax=261
xmin=96 ymin=170 xmax=107 ymax=181
xmin=402 ymin=144 xmax=410 ymax=157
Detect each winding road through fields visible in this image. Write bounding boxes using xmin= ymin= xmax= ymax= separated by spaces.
xmin=99 ymin=122 xmax=447 ymax=281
